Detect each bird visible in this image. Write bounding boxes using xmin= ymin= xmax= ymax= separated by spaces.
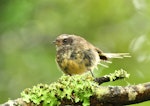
xmin=53 ymin=34 xmax=130 ymax=76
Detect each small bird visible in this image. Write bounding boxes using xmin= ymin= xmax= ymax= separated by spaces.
xmin=53 ymin=34 xmax=130 ymax=76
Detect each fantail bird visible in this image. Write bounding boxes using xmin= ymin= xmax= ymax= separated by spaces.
xmin=53 ymin=34 xmax=130 ymax=76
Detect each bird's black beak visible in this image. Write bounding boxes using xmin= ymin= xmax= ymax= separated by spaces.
xmin=52 ymin=40 xmax=56 ymax=45
xmin=52 ymin=39 xmax=61 ymax=46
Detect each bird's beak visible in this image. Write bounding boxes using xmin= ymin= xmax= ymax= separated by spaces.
xmin=52 ymin=39 xmax=61 ymax=46
xmin=52 ymin=40 xmax=56 ymax=44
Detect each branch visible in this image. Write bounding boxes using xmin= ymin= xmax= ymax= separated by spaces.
xmin=1 ymin=70 xmax=150 ymax=106
xmin=91 ymin=82 xmax=150 ymax=106
xmin=94 ymin=69 xmax=130 ymax=85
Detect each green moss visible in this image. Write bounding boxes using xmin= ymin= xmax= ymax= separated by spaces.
xmin=21 ymin=74 xmax=98 ymax=106
xmin=104 ymin=69 xmax=130 ymax=81
xmin=21 ymin=69 xmax=129 ymax=106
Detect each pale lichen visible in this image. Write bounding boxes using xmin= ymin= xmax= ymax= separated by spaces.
xmin=137 ymin=84 xmax=146 ymax=94
xmin=128 ymin=87 xmax=138 ymax=101
xmin=95 ymin=86 xmax=109 ymax=99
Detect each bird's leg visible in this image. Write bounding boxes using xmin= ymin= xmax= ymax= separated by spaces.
xmin=90 ymin=70 xmax=95 ymax=78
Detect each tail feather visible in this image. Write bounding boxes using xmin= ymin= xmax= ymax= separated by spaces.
xmin=101 ymin=53 xmax=131 ymax=59
xmin=98 ymin=53 xmax=130 ymax=68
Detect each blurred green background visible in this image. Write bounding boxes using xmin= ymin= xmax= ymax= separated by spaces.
xmin=0 ymin=0 xmax=150 ymax=105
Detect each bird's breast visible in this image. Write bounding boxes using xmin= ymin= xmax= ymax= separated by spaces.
xmin=56 ymin=47 xmax=99 ymax=75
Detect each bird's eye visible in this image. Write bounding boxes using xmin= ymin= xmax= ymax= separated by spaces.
xmin=63 ymin=38 xmax=68 ymax=44
xmin=62 ymin=38 xmax=73 ymax=45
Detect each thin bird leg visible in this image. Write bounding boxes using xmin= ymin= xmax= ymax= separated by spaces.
xmin=90 ymin=70 xmax=95 ymax=77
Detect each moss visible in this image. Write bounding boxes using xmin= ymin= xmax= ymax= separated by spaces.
xmin=21 ymin=69 xmax=129 ymax=106
xmin=21 ymin=74 xmax=98 ymax=106
xmin=104 ymin=69 xmax=130 ymax=81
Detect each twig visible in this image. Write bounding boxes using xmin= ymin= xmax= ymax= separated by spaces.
xmin=94 ymin=69 xmax=130 ymax=85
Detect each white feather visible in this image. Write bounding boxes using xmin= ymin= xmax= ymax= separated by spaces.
xmin=102 ymin=53 xmax=131 ymax=59
xmin=98 ymin=62 xmax=109 ymax=68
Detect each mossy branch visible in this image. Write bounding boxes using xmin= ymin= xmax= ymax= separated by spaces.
xmin=94 ymin=69 xmax=130 ymax=85
xmin=1 ymin=69 xmax=150 ymax=106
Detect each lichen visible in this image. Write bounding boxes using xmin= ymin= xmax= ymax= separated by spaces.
xmin=128 ymin=87 xmax=138 ymax=101
xmin=21 ymin=69 xmax=129 ymax=106
xmin=21 ymin=74 xmax=98 ymax=106
xmin=95 ymin=86 xmax=109 ymax=99
xmin=104 ymin=69 xmax=130 ymax=81
xmin=137 ymin=84 xmax=146 ymax=94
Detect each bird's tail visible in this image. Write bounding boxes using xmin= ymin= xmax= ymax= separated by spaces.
xmin=98 ymin=53 xmax=131 ymax=68
xmin=101 ymin=53 xmax=131 ymax=59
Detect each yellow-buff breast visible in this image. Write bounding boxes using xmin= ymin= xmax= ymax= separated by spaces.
xmin=59 ymin=58 xmax=87 ymax=75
